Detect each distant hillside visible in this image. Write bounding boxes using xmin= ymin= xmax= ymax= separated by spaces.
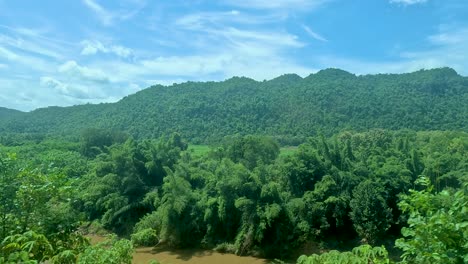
xmin=0 ymin=107 xmax=23 ymax=119
xmin=0 ymin=68 xmax=467 ymax=143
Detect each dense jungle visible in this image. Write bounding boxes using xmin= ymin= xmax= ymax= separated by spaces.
xmin=0 ymin=68 xmax=467 ymax=263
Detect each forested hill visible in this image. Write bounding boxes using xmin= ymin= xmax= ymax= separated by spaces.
xmin=0 ymin=107 xmax=22 ymax=119
xmin=1 ymin=67 xmax=467 ymax=143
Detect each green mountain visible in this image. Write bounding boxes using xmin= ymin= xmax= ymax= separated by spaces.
xmin=0 ymin=107 xmax=22 ymax=119
xmin=1 ymin=67 xmax=467 ymax=143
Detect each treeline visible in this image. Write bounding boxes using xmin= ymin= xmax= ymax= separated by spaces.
xmin=1 ymin=67 xmax=467 ymax=144
xmin=2 ymin=129 xmax=465 ymax=262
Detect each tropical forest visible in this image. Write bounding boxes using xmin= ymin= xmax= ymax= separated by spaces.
xmin=0 ymin=67 xmax=467 ymax=263
xmin=1 ymin=0 xmax=468 ymax=263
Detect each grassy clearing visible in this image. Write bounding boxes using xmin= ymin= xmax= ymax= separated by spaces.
xmin=187 ymin=145 xmax=211 ymax=156
xmin=279 ymin=146 xmax=298 ymax=157
xmin=188 ymin=145 xmax=298 ymax=158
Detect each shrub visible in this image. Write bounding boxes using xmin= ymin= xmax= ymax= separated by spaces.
xmin=131 ymin=228 xmax=159 ymax=247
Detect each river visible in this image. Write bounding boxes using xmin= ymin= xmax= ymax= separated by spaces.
xmin=87 ymin=235 xmax=269 ymax=264
xmin=133 ymin=247 xmax=268 ymax=264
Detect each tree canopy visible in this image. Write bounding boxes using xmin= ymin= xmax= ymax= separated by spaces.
xmin=0 ymin=68 xmax=466 ymax=144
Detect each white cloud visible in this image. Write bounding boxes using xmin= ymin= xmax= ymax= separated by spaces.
xmin=0 ymin=25 xmax=72 ymax=57
xmin=82 ymin=0 xmax=114 ymax=26
xmin=144 ymin=79 xmax=185 ymax=86
xmin=317 ymin=26 xmax=468 ymax=75
xmin=0 ymin=77 xmax=62 ymax=111
xmin=223 ymin=0 xmax=330 ymax=10
xmin=148 ymin=10 xmax=312 ymax=80
xmin=397 ymin=27 xmax=468 ymax=74
xmin=110 ymin=45 xmax=133 ymax=58
xmin=222 ymin=27 xmax=303 ymax=48
xmin=40 ymin=76 xmax=72 ymax=95
xmin=81 ymin=0 xmax=146 ymax=26
xmin=58 ymin=60 xmax=111 ymax=83
xmin=0 ymin=45 xmax=55 ymax=72
xmin=80 ymin=40 xmax=104 ymax=55
xmin=0 ymin=34 xmax=63 ymax=59
xmin=80 ymin=40 xmax=133 ymax=58
xmin=0 ymin=46 xmax=18 ymax=60
xmin=75 ymin=6 xmax=315 ymax=91
xmin=5 ymin=0 xmax=465 ymax=114
xmin=175 ymin=11 xmax=305 ymax=52
xmin=302 ymin=25 xmax=328 ymax=42
xmin=427 ymin=28 xmax=468 ymax=45
xmin=90 ymin=35 xmax=312 ymax=81
xmin=40 ymin=76 xmax=111 ymax=99
xmin=140 ymin=55 xmax=227 ymax=76
xmin=175 ymin=10 xmax=281 ymax=29
xmin=389 ymin=0 xmax=427 ymax=5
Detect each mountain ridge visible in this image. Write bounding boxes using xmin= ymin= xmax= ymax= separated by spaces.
xmin=1 ymin=67 xmax=467 ymax=143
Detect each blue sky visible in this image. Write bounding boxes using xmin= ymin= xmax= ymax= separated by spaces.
xmin=0 ymin=0 xmax=467 ymax=111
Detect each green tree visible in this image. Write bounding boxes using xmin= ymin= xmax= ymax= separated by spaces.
xmin=396 ymin=177 xmax=467 ymax=264
xmin=297 ymin=244 xmax=391 ymax=264
xmin=0 ymin=153 xmax=19 ymax=240
xmin=224 ymin=135 xmax=280 ymax=170
xmin=350 ymin=180 xmax=392 ymax=244
xmin=80 ymin=128 xmax=128 ymax=158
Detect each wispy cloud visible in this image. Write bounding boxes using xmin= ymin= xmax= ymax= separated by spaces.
xmin=175 ymin=11 xmax=304 ymax=49
xmin=82 ymin=0 xmax=114 ymax=26
xmin=0 ymin=25 xmax=75 ymax=46
xmin=93 ymin=51 xmax=313 ymax=83
xmin=0 ymin=25 xmax=72 ymax=63
xmin=427 ymin=28 xmax=468 ymax=45
xmin=223 ymin=0 xmax=330 ymax=10
xmin=0 ymin=45 xmax=56 ymax=72
xmin=219 ymin=27 xmax=304 ymax=49
xmin=40 ymin=76 xmax=110 ymax=99
xmin=302 ymin=24 xmax=328 ymax=42
xmin=0 ymin=46 xmax=17 ymax=60
xmin=0 ymin=33 xmax=64 ymax=59
xmin=317 ymin=26 xmax=468 ymax=75
xmin=175 ymin=10 xmax=281 ymax=28
xmin=0 ymin=1 xmax=329 ymax=111
xmin=82 ymin=0 xmax=146 ymax=26
xmin=58 ymin=60 xmax=110 ymax=83
xmin=389 ymin=0 xmax=427 ymax=5
xmin=3 ymin=0 xmax=465 ymax=113
xmin=80 ymin=40 xmax=133 ymax=58
xmin=165 ymin=10 xmax=310 ymax=79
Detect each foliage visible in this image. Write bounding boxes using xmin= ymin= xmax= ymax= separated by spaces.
xmin=1 ymin=68 xmax=466 ymax=143
xmin=77 ymin=134 xmax=186 ymax=234
xmin=297 ymin=245 xmax=391 ymax=264
xmin=77 ymin=236 xmax=133 ymax=264
xmin=80 ymin=128 xmax=128 ymax=158
xmin=0 ymin=230 xmax=89 ymax=264
xmin=1 ymin=127 xmax=467 ymax=261
xmin=213 ymin=242 xmax=237 ymax=254
xmin=350 ymin=180 xmax=393 ymax=244
xmin=125 ymin=131 xmax=467 ymax=258
xmin=395 ymin=177 xmax=468 ymax=264
xmin=222 ymin=135 xmax=280 ymax=169
xmin=0 ymin=153 xmax=82 ymax=241
xmin=131 ymin=228 xmax=159 ymax=247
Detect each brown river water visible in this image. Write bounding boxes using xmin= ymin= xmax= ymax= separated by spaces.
xmin=87 ymin=235 xmax=268 ymax=264
xmin=133 ymin=247 xmax=268 ymax=264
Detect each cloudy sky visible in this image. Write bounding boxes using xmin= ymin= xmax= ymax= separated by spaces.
xmin=0 ymin=0 xmax=467 ymax=111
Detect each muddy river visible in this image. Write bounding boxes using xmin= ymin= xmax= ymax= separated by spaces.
xmin=87 ymin=235 xmax=269 ymax=264
xmin=133 ymin=247 xmax=268 ymax=264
